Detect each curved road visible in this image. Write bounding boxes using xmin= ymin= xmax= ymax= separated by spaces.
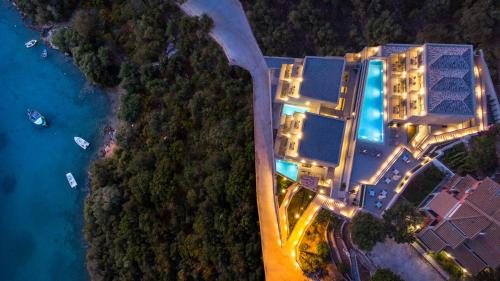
xmin=180 ymin=1 xmax=304 ymax=280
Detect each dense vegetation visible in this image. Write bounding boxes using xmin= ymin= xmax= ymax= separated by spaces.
xmin=440 ymin=125 xmax=500 ymax=177
xmin=242 ymin=0 xmax=500 ymax=84
xmin=352 ymin=203 xmax=422 ymax=251
xmin=370 ymin=268 xmax=403 ymax=281
xmin=382 ymin=202 xmax=423 ymax=244
xmin=18 ymin=1 xmax=263 ymax=280
xmin=402 ymin=165 xmax=445 ymax=206
xmin=351 ymin=212 xmax=386 ymax=251
xmin=298 ymin=210 xmax=342 ymax=279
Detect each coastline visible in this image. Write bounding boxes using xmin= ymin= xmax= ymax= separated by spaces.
xmin=9 ymin=0 xmax=121 ymax=161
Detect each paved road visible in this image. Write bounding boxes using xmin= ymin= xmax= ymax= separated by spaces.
xmin=180 ymin=1 xmax=304 ymax=280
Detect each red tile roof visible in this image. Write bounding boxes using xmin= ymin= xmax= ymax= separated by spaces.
xmin=419 ymin=176 xmax=500 ymax=274
xmin=434 ymin=220 xmax=466 ymax=248
xmin=418 ymin=229 xmax=447 ymax=252
xmin=449 ymin=244 xmax=487 ymax=275
xmin=449 ymin=203 xmax=492 ymax=238
xmin=426 ymin=191 xmax=458 ymax=218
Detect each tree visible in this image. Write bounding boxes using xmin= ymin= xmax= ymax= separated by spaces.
xmin=73 ymin=10 xmax=99 ymax=40
xmin=383 ymin=202 xmax=423 ymax=244
xmin=370 ymin=268 xmax=403 ymax=281
xmin=351 ymin=212 xmax=386 ymax=251
xmin=465 ymin=134 xmax=497 ymax=176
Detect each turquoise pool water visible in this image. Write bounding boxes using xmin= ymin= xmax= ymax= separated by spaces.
xmin=275 ymin=160 xmax=299 ymax=181
xmin=282 ymin=103 xmax=308 ymax=116
xmin=0 ymin=4 xmax=109 ymax=281
xmin=358 ymin=60 xmax=384 ymax=143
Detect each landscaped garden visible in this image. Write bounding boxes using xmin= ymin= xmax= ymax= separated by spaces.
xmin=430 ymin=251 xmax=464 ymax=279
xmin=439 ymin=142 xmax=468 ymax=173
xmin=401 ymin=164 xmax=445 ymax=206
xmin=287 ymin=187 xmax=315 ymax=233
xmin=276 ymin=174 xmax=294 ymax=206
xmin=439 ymin=126 xmax=499 ymax=177
xmin=298 ymin=209 xmax=340 ymax=279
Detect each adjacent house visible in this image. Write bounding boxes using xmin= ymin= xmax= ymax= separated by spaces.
xmin=418 ymin=175 xmax=500 ymax=274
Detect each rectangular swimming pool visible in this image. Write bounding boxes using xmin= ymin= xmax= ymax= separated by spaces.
xmin=282 ymin=103 xmax=308 ymax=116
xmin=358 ymin=60 xmax=384 ymax=143
xmin=275 ymin=159 xmax=299 ymax=181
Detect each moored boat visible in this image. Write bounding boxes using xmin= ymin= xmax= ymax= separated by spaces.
xmin=25 ymin=39 xmax=37 ymax=48
xmin=26 ymin=109 xmax=48 ymax=127
xmin=74 ymin=137 xmax=89 ymax=149
xmin=66 ymin=173 xmax=77 ymax=188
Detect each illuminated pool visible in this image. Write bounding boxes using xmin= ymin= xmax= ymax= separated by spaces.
xmin=282 ymin=103 xmax=308 ymax=116
xmin=358 ymin=60 xmax=384 ymax=143
xmin=275 ymin=159 xmax=299 ymax=181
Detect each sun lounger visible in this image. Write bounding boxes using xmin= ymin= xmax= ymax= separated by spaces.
xmin=369 ymin=188 xmax=375 ymax=196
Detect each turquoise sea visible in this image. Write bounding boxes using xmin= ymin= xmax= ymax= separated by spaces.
xmin=0 ymin=3 xmax=109 ymax=280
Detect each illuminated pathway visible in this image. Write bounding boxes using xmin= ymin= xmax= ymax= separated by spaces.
xmin=180 ymin=0 xmax=305 ymax=280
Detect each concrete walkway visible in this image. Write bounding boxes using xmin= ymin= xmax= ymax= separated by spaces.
xmin=180 ymin=1 xmax=305 ymax=280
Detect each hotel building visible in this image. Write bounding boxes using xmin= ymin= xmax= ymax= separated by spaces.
xmin=266 ymin=43 xmax=496 ymax=211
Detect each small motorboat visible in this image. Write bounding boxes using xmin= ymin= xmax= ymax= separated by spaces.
xmin=26 ymin=109 xmax=48 ymax=127
xmin=41 ymin=48 xmax=47 ymax=58
xmin=74 ymin=137 xmax=89 ymax=149
xmin=25 ymin=39 xmax=37 ymax=48
xmin=66 ymin=173 xmax=77 ymax=188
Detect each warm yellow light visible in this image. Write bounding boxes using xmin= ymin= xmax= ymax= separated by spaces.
xmin=295 ymin=213 xmax=299 ymax=219
xmin=300 ymin=159 xmax=305 ymax=163
xmin=305 ymin=101 xmax=310 ymax=106
xmin=312 ymin=161 xmax=317 ymax=166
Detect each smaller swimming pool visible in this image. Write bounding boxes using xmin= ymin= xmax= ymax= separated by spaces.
xmin=275 ymin=159 xmax=299 ymax=181
xmin=282 ymin=104 xmax=308 ymax=116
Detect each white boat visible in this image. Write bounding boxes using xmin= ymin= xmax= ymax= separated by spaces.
xmin=25 ymin=39 xmax=37 ymax=48
xmin=66 ymin=173 xmax=77 ymax=188
xmin=74 ymin=137 xmax=89 ymax=149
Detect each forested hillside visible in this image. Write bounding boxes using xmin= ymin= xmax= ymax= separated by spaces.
xmin=241 ymin=0 xmax=499 ymax=83
xmin=15 ymin=0 xmax=263 ymax=280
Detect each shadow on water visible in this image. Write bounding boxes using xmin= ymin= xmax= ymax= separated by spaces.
xmin=0 ymin=132 xmax=8 ymax=150
xmin=0 ymin=230 xmax=36 ymax=278
xmin=0 ymin=174 xmax=16 ymax=195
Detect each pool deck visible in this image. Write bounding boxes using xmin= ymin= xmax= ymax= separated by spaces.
xmin=360 ymin=149 xmax=417 ymax=216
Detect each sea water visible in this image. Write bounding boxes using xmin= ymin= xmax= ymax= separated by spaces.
xmin=0 ymin=3 xmax=109 ymax=280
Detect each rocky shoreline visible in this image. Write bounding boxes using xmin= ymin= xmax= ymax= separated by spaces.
xmin=10 ymin=0 xmax=121 ymax=160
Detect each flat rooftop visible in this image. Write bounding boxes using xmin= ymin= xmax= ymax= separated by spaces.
xmin=425 ymin=44 xmax=475 ymax=116
xmin=264 ymin=56 xmax=296 ymax=70
xmin=300 ymin=56 xmax=345 ymax=104
xmin=298 ymin=112 xmax=345 ymax=165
